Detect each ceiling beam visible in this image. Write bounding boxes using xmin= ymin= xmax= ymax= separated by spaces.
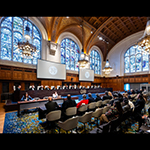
xmin=86 ymin=17 xmax=115 ymax=52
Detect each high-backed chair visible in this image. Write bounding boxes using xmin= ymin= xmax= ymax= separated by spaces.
xmin=102 ymin=105 xmax=111 ymax=114
xmin=96 ymin=100 xmax=102 ymax=108
xmin=102 ymin=99 xmax=110 ymax=106
xmin=98 ymin=121 xmax=111 ymax=133
xmin=92 ymin=108 xmax=103 ymax=127
xmin=46 ymin=110 xmax=61 ymax=133
xmin=88 ymin=102 xmax=96 ymax=111
xmin=58 ymin=116 xmax=79 ymax=134
xmin=65 ymin=107 xmax=77 ymax=119
xmin=78 ymin=111 xmax=93 ymax=131
xmin=78 ymin=104 xmax=88 ymax=115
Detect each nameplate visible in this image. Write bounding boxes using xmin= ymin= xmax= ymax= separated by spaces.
xmin=80 ymin=89 xmax=86 ymax=94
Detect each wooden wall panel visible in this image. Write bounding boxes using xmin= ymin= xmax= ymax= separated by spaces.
xmin=1 ymin=64 xmax=150 ymax=95
xmin=12 ymin=71 xmax=23 ymax=80
xmin=0 ymin=70 xmax=12 ymax=80
xmin=24 ymin=73 xmax=37 ymax=81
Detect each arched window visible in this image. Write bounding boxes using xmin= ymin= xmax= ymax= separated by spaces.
xmin=90 ymin=50 xmax=101 ymax=75
xmin=124 ymin=45 xmax=149 ymax=73
xmin=0 ymin=17 xmax=41 ymax=65
xmin=60 ymin=38 xmax=80 ymax=71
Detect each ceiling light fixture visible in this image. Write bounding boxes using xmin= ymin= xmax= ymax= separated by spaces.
xmin=77 ymin=20 xmax=90 ymax=68
xmin=137 ymin=17 xmax=150 ymax=53
xmin=17 ymin=17 xmax=37 ymax=58
xmin=102 ymin=40 xmax=113 ymax=75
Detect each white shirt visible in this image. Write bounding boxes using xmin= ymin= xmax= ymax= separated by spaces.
xmin=128 ymin=100 xmax=135 ymax=111
xmin=53 ymin=93 xmax=58 ymax=98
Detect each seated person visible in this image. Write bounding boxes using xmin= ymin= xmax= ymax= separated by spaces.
xmin=95 ymin=93 xmax=102 ymax=102
xmin=134 ymin=93 xmax=145 ymax=114
xmin=45 ymin=97 xmax=60 ymax=114
xmin=122 ymin=99 xmax=131 ymax=112
xmin=88 ymin=93 xmax=95 ymax=103
xmin=21 ymin=92 xmax=33 ymax=101
xmin=29 ymin=85 xmax=36 ymax=90
xmin=52 ymin=91 xmax=58 ymax=98
xmin=132 ymin=93 xmax=146 ymax=130
xmin=45 ymin=85 xmax=50 ymax=90
xmin=102 ymin=91 xmax=112 ymax=101
xmin=39 ymin=85 xmax=44 ymax=90
xmin=118 ymin=93 xmax=123 ymax=102
xmin=62 ymin=94 xmax=76 ymax=115
xmin=76 ymin=94 xmax=89 ymax=109
xmin=109 ymin=93 xmax=118 ymax=106
xmin=100 ymin=100 xmax=123 ymax=125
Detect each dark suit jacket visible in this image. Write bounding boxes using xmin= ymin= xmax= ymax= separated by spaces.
xmin=45 ymin=101 xmax=59 ymax=114
xmin=62 ymin=99 xmax=76 ymax=113
xmin=95 ymin=96 xmax=101 ymax=102
xmin=39 ymin=87 xmax=44 ymax=90
xmin=102 ymin=95 xmax=112 ymax=101
xmin=88 ymin=97 xmax=95 ymax=103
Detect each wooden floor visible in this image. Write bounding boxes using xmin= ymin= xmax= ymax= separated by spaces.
xmin=0 ymin=103 xmax=5 ymax=133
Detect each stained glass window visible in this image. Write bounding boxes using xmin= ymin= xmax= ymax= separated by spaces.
xmin=124 ymin=45 xmax=149 ymax=73
xmin=60 ymin=38 xmax=80 ymax=71
xmin=90 ymin=50 xmax=101 ymax=75
xmin=0 ymin=17 xmax=41 ymax=65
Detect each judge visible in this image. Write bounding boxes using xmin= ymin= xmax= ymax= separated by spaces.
xmin=29 ymin=85 xmax=35 ymax=90
xmin=39 ymin=85 xmax=44 ymax=90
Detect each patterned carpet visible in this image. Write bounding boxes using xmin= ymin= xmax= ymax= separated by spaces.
xmin=3 ymin=109 xmax=98 ymax=134
xmin=3 ymin=103 xmax=150 ymax=134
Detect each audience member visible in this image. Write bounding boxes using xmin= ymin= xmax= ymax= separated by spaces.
xmin=62 ymin=94 xmax=76 ymax=117
xmin=132 ymin=93 xmax=146 ymax=130
xmin=100 ymin=100 xmax=123 ymax=124
xmin=21 ymin=92 xmax=33 ymax=101
xmin=122 ymin=99 xmax=131 ymax=112
xmin=95 ymin=93 xmax=101 ymax=102
xmin=76 ymin=94 xmax=89 ymax=109
xmin=88 ymin=93 xmax=95 ymax=103
xmin=45 ymin=97 xmax=60 ymax=114
xmin=142 ymin=89 xmax=147 ymax=95
xmin=109 ymin=93 xmax=118 ymax=106
xmin=118 ymin=93 xmax=123 ymax=102
xmin=102 ymin=91 xmax=112 ymax=101
xmin=108 ymin=91 xmax=113 ymax=99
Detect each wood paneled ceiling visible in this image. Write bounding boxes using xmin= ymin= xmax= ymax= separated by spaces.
xmin=36 ymin=16 xmax=147 ymax=60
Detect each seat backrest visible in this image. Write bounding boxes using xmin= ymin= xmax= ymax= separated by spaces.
xmin=88 ymin=102 xmax=96 ymax=109
xmin=79 ymin=111 xmax=93 ymax=123
xmin=66 ymin=107 xmax=77 ymax=116
xmin=102 ymin=106 xmax=110 ymax=114
xmin=102 ymin=100 xmax=109 ymax=105
xmin=61 ymin=116 xmax=79 ymax=131
xmin=92 ymin=108 xmax=103 ymax=118
xmin=78 ymin=104 xmax=88 ymax=112
xmin=96 ymin=100 xmax=102 ymax=107
xmin=46 ymin=110 xmax=61 ymax=121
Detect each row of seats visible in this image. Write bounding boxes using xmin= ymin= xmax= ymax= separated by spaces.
xmin=45 ymin=99 xmax=112 ymax=133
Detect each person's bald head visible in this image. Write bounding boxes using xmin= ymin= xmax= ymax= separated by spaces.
xmin=48 ymin=97 xmax=53 ymax=101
